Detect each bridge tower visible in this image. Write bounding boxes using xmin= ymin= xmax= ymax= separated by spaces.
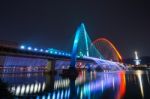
xmin=70 ymin=23 xmax=89 ymax=68
xmin=82 ymin=23 xmax=89 ymax=57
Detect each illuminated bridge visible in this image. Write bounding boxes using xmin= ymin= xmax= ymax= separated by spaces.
xmin=0 ymin=23 xmax=125 ymax=73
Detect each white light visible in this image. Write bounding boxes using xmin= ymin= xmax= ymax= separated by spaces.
xmin=27 ymin=47 xmax=32 ymax=50
xmin=20 ymin=85 xmax=25 ymax=95
xmin=34 ymin=83 xmax=38 ymax=93
xmin=16 ymin=85 xmax=21 ymax=96
xmin=42 ymin=82 xmax=46 ymax=91
xmin=135 ymin=51 xmax=139 ymax=60
xmin=38 ymin=83 xmax=41 ymax=92
xmin=30 ymin=84 xmax=34 ymax=93
xmin=34 ymin=48 xmax=38 ymax=51
xmin=134 ymin=51 xmax=141 ymax=65
xmin=45 ymin=50 xmax=48 ymax=53
xmin=40 ymin=49 xmax=43 ymax=52
xmin=20 ymin=45 xmax=25 ymax=49
xmin=26 ymin=84 xmax=30 ymax=94
xmin=136 ymin=71 xmax=144 ymax=98
xmin=10 ymin=86 xmax=16 ymax=93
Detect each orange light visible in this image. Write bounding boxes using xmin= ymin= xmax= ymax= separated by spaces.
xmin=118 ymin=71 xmax=126 ymax=99
xmin=93 ymin=38 xmax=123 ymax=62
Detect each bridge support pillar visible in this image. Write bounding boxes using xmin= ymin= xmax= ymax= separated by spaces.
xmin=45 ymin=74 xmax=54 ymax=91
xmin=46 ymin=59 xmax=55 ymax=73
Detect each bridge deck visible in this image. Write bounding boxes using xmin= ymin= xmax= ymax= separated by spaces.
xmin=0 ymin=46 xmax=93 ymax=62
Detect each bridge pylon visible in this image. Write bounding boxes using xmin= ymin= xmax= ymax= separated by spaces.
xmin=70 ymin=23 xmax=89 ymax=68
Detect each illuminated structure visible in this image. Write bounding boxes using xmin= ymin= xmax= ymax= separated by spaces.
xmin=0 ymin=23 xmax=124 ymax=73
xmin=70 ymin=23 xmax=103 ymax=67
xmin=92 ymin=38 xmax=122 ymax=62
xmin=134 ymin=51 xmax=141 ymax=65
xmin=70 ymin=23 xmax=123 ymax=68
xmin=70 ymin=23 xmax=83 ymax=67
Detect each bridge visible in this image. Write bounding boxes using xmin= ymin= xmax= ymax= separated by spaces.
xmin=0 ymin=23 xmax=124 ymax=73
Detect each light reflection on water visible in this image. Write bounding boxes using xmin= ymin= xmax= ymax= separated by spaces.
xmin=0 ymin=70 xmax=150 ymax=99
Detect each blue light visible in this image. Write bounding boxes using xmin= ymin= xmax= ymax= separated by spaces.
xmin=52 ymin=92 xmax=56 ymax=99
xmin=59 ymin=52 xmax=61 ymax=55
xmin=65 ymin=90 xmax=67 ymax=98
xmin=68 ymin=89 xmax=70 ymax=98
xmin=66 ymin=54 xmax=70 ymax=56
xmin=27 ymin=46 xmax=32 ymax=50
xmin=77 ymin=86 xmax=79 ymax=95
xmin=45 ymin=50 xmax=48 ymax=53
xmin=42 ymin=95 xmax=46 ymax=99
xmin=20 ymin=45 xmax=25 ymax=49
xmin=70 ymin=23 xmax=82 ymax=67
xmin=34 ymin=48 xmax=38 ymax=51
xmin=55 ymin=51 xmax=57 ymax=54
xmin=62 ymin=53 xmax=65 ymax=55
xmin=57 ymin=91 xmax=60 ymax=99
xmin=40 ymin=49 xmax=43 ymax=52
xmin=50 ymin=51 xmax=53 ymax=54
xmin=61 ymin=90 xmax=64 ymax=99
xmin=47 ymin=93 xmax=50 ymax=99
xmin=36 ymin=96 xmax=40 ymax=99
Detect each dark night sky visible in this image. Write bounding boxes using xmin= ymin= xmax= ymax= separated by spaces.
xmin=0 ymin=0 xmax=150 ymax=59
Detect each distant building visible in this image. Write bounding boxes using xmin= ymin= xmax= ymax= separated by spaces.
xmin=134 ymin=51 xmax=141 ymax=65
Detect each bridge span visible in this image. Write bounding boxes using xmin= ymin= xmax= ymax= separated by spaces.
xmin=0 ymin=45 xmax=124 ymax=73
xmin=0 ymin=23 xmax=125 ymax=73
xmin=0 ymin=46 xmax=95 ymax=73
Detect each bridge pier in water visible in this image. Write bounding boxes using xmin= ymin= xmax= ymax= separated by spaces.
xmin=46 ymin=59 xmax=56 ymax=73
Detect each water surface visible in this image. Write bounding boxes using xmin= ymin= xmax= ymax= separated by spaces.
xmin=0 ymin=70 xmax=150 ymax=99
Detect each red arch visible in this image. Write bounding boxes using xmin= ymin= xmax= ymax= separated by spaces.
xmin=92 ymin=38 xmax=123 ymax=62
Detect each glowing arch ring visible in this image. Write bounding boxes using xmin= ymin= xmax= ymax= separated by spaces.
xmin=92 ymin=38 xmax=123 ymax=62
